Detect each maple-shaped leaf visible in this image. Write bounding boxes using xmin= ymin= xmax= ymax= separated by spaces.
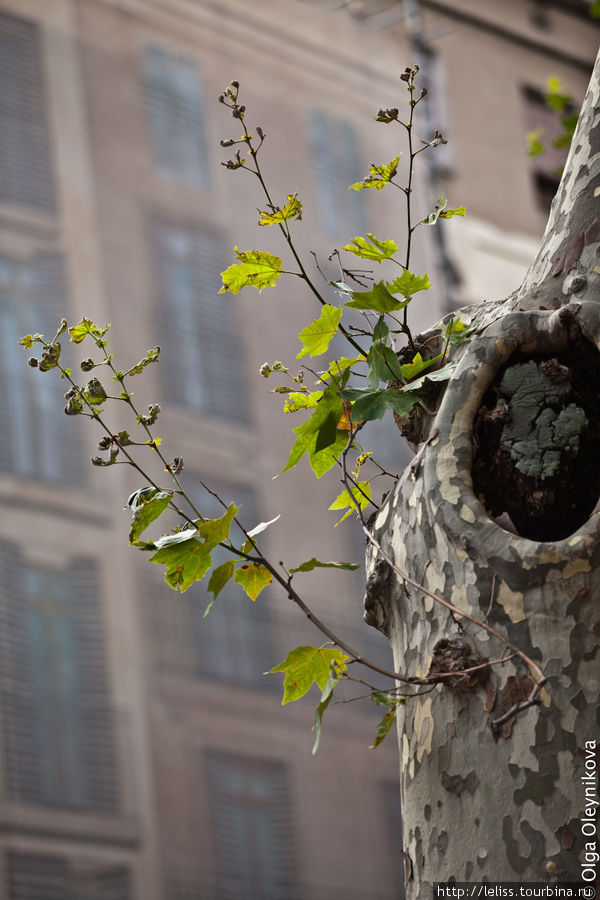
xmin=270 ymin=645 xmax=349 ymax=704
xmin=234 ymin=562 xmax=272 ymax=600
xmin=219 ymin=248 xmax=282 ymax=294
xmin=259 ymin=193 xmax=302 ymax=225
xmin=386 ymin=270 xmax=431 ymax=298
xmin=349 ymin=156 xmax=401 ymax=191
xmin=297 ymin=305 xmax=342 ymax=358
xmin=343 ymin=234 xmax=399 ymax=263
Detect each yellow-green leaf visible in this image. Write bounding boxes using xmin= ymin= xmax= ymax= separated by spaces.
xmin=259 ymin=193 xmax=302 ymax=226
xmin=69 ymin=318 xmax=110 ymax=343
xmin=270 ymin=645 xmax=349 ymax=705
xmin=150 ymin=536 xmax=212 ymax=593
xmin=127 ymin=486 xmax=172 ymax=546
xmin=349 ymin=156 xmax=401 ymax=191
xmin=343 ymin=234 xmax=399 ymax=263
xmin=386 ymin=270 xmax=431 ymax=298
xmin=297 ymin=305 xmax=342 ymax=359
xmin=284 ymin=391 xmax=322 ymax=413
xmin=219 ymin=248 xmax=282 ymax=294
xmin=234 ymin=562 xmax=272 ymax=600
xmin=370 ymin=705 xmax=399 ymax=749
xmin=328 ymin=481 xmax=372 ymax=525
xmin=289 ymin=558 xmax=360 ymax=575
xmin=204 ymin=560 xmax=235 ymax=616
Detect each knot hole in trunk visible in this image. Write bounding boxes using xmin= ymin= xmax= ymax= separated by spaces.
xmin=471 ymin=334 xmax=600 ymax=541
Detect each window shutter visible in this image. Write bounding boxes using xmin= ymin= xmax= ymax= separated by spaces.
xmin=143 ymin=44 xmax=209 ymax=190
xmin=0 ymin=11 xmax=55 ymax=212
xmin=69 ymin=556 xmax=120 ymax=813
xmin=0 ymin=252 xmax=84 ymax=485
xmin=7 ymin=850 xmax=69 ymax=900
xmin=7 ymin=851 xmax=131 ymax=900
xmin=309 ymin=110 xmax=366 ymax=237
xmin=0 ymin=544 xmax=118 ymax=812
xmin=153 ymin=220 xmax=248 ymax=423
xmin=204 ymin=751 xmax=298 ymax=900
xmin=147 ymin=482 xmax=276 ymax=690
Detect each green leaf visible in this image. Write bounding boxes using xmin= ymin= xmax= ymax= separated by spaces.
xmin=196 ymin=503 xmax=240 ymax=552
xmin=342 ymin=387 xmax=419 ymax=421
xmin=370 ymin=705 xmax=399 ymax=749
xmin=19 ymin=334 xmax=35 ymax=349
xmin=284 ymin=391 xmax=322 ymax=413
xmin=127 ymin=486 xmax=172 ymax=546
xmin=348 ymin=390 xmax=392 ymax=422
xmin=289 ymin=557 xmax=361 ymax=575
xmin=150 ymin=536 xmax=212 ymax=592
xmin=526 ymin=128 xmax=545 ymax=158
xmin=204 ymin=560 xmax=235 ymax=616
xmin=403 ymin=360 xmax=458 ymax=391
xmin=270 ymin=645 xmax=349 ymax=705
xmin=83 ymin=377 xmax=107 ymax=405
xmin=308 ymin=429 xmax=349 ymax=478
xmin=445 ymin=316 xmax=473 ymax=345
xmin=149 ymin=503 xmax=239 ymax=592
xmin=280 ymin=384 xmax=344 ymax=474
xmin=366 ymin=320 xmax=404 ymax=386
xmin=234 ymin=562 xmax=272 ymax=600
xmin=320 ymin=356 xmax=365 ymax=380
xmin=259 ymin=193 xmax=302 ymax=225
xmin=400 ymin=352 xmax=442 ymax=382
xmin=297 ymin=305 xmax=342 ymax=359
xmin=312 ymin=669 xmax=339 ymax=755
xmin=422 ymin=193 xmax=447 ymax=225
xmin=591 ymin=0 xmax=600 ymax=17
xmin=386 ymin=270 xmax=432 ymax=298
xmin=69 ymin=318 xmax=110 ymax=343
xmin=219 ymin=248 xmax=282 ymax=294
xmin=349 ymin=156 xmax=401 ymax=191
xmin=545 ymin=76 xmax=571 ymax=113
xmin=343 ymin=234 xmax=399 ymax=264
xmin=328 ymin=481 xmax=372 ymax=526
xmin=439 ymin=205 xmax=466 ymax=220
xmin=124 ymin=346 xmax=160 ymax=377
xmin=346 ymin=281 xmax=409 ymax=314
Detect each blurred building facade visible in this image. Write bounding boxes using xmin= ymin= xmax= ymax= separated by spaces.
xmin=0 ymin=1 xmax=597 ymax=898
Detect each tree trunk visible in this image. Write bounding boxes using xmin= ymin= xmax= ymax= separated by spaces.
xmin=365 ymin=50 xmax=600 ymax=894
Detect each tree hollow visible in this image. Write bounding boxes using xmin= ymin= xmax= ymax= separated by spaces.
xmin=472 ymin=335 xmax=600 ymax=541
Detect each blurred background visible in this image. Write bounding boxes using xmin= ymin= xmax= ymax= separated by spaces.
xmin=0 ymin=0 xmax=597 ymax=897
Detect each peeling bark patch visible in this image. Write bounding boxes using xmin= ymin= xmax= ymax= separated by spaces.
xmin=472 ymin=338 xmax=600 ymax=540
xmin=441 ymin=769 xmax=479 ymax=796
xmin=502 ymin=815 xmax=530 ymax=875
xmin=495 ymin=581 xmax=526 ymax=624
xmin=494 ymin=673 xmax=535 ymax=739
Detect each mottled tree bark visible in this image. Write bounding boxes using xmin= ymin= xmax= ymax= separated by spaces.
xmin=365 ymin=51 xmax=600 ymax=894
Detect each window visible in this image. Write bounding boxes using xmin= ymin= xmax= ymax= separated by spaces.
xmin=148 ymin=483 xmax=276 ymax=690
xmin=0 ymin=544 xmax=119 ymax=812
xmin=0 ymin=253 xmax=84 ymax=484
xmin=143 ymin=44 xmax=209 ymax=190
xmin=7 ymin=851 xmax=131 ymax=900
xmin=309 ymin=109 xmax=367 ymax=237
xmin=153 ymin=220 xmax=248 ymax=422
xmin=205 ymin=751 xmax=297 ymax=900
xmin=522 ymin=86 xmax=572 ymax=213
xmin=0 ymin=11 xmax=55 ymax=212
